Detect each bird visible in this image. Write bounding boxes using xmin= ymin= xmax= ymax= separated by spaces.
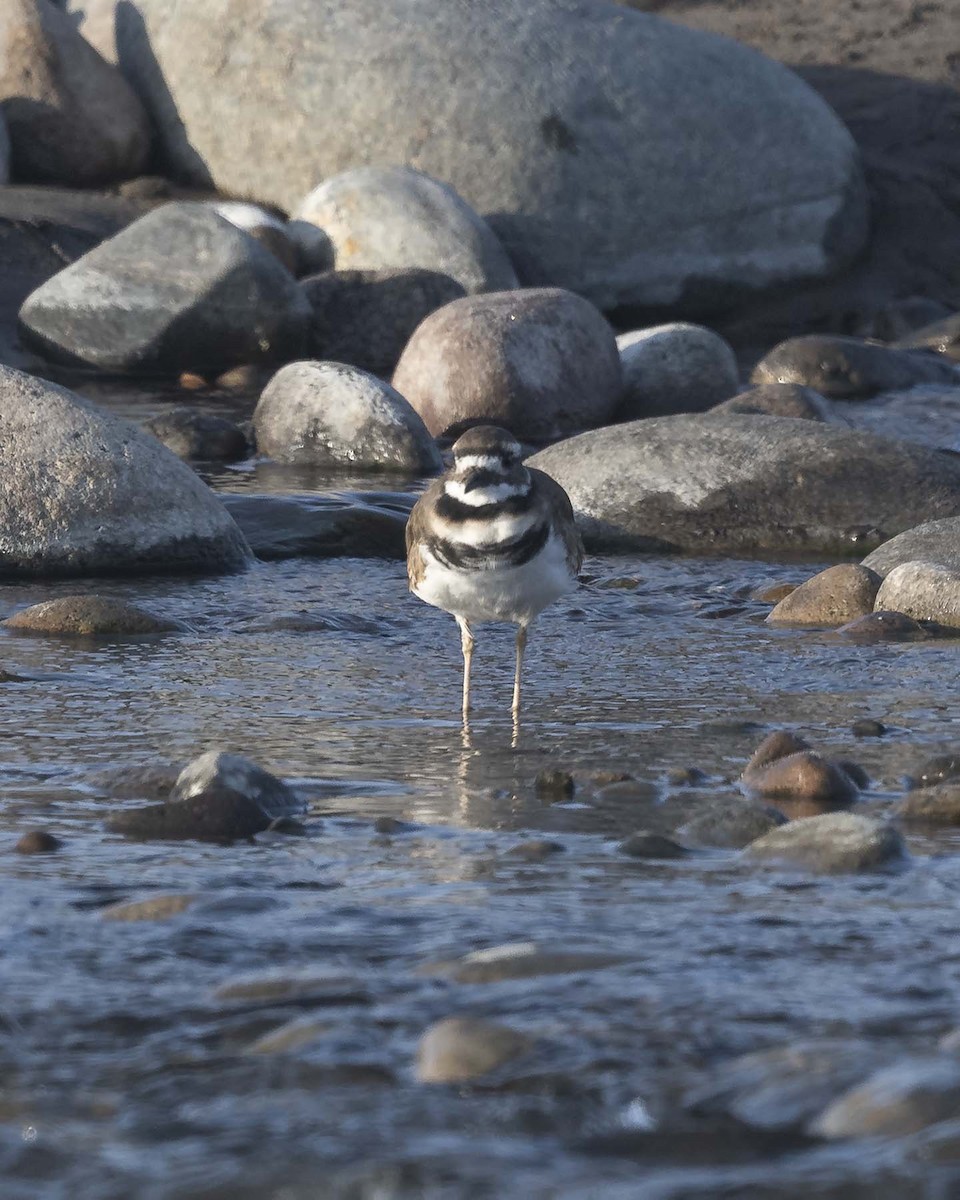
xmin=405 ymin=424 xmax=583 ymax=722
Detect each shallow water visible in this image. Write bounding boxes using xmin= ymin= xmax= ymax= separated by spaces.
xmin=4 ymin=402 xmax=960 ymax=1197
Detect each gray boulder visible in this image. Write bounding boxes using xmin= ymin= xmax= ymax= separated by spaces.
xmin=751 ymin=335 xmax=958 ymax=398
xmin=528 ymin=413 xmax=960 ymax=555
xmin=711 ymin=383 xmax=830 ymax=421
xmin=174 ymin=750 xmax=303 ymax=819
xmin=296 ymin=167 xmax=517 ymax=295
xmin=616 ymin=323 xmax=738 ymax=419
xmin=143 ymin=408 xmax=249 ymax=462
xmin=254 ymin=360 xmax=441 ymax=473
xmin=19 ymin=202 xmax=311 ymax=375
xmin=744 ymin=812 xmax=906 ymax=874
xmin=392 ymin=288 xmax=622 ymax=440
xmin=303 ymin=268 xmax=466 ymax=378
xmin=0 ymin=366 xmax=251 ymax=578
xmin=70 ymin=0 xmax=866 ymax=311
xmin=863 ymin=517 xmax=960 ymax=577
xmin=0 ymin=0 xmax=150 ymax=185
xmin=874 ymin=560 xmax=960 ymax=627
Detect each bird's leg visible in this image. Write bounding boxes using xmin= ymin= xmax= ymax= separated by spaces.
xmin=512 ymin=622 xmax=529 ymax=718
xmin=456 ymin=616 xmax=475 ymax=721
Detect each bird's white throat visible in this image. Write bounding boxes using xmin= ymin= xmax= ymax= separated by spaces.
xmin=444 ymin=479 xmax=529 ymax=507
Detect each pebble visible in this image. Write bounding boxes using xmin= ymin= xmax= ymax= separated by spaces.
xmin=3 ymin=595 xmax=182 ymax=637
xmin=100 ymin=894 xmax=196 ymax=922
xmin=143 ymin=408 xmax=249 ymax=462
xmin=743 ymin=750 xmax=860 ymax=805
xmin=245 ymin=1017 xmax=334 ymax=1056
xmin=832 ymin=610 xmax=934 ymax=643
xmin=851 ymin=719 xmax=887 ymax=738
xmin=503 ymin=839 xmax=566 ymax=861
xmin=712 ymin=383 xmax=830 ymax=421
xmin=667 ymin=767 xmax=709 ymax=786
xmin=421 ymin=943 xmax=632 ymax=984
xmin=811 ymin=1057 xmax=960 ymax=1137
xmin=909 ymin=753 xmax=960 ymax=790
xmin=535 ymin=770 xmax=575 ymax=799
xmin=415 ymin=1017 xmax=534 ymax=1085
xmin=751 ymin=335 xmax=959 ymax=398
xmin=896 ymin=784 xmax=960 ymax=825
xmin=616 ymin=322 xmax=738 ymax=419
xmin=766 ymin=564 xmax=881 ymax=626
xmin=744 ymin=812 xmax=906 ymax=874
xmin=214 ymin=969 xmax=364 ymax=1005
xmin=751 ymin=581 xmax=800 ymax=603
xmin=679 ymin=796 xmax=787 ymax=850
xmin=14 ymin=830 xmax=63 ymax=854
xmin=105 ymin=786 xmax=273 ymax=844
xmin=617 ymin=831 xmax=690 ymax=859
xmin=174 ymin=750 xmax=304 ymax=819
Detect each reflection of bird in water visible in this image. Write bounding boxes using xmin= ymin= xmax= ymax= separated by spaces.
xmin=405 ymin=425 xmax=583 ymax=725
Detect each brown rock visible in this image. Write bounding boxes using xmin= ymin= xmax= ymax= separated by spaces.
xmin=3 ymin=595 xmax=181 ymax=636
xmin=101 ymin=893 xmax=196 ymax=921
xmin=415 ymin=1017 xmax=534 ymax=1084
xmin=14 ymin=829 xmax=62 ymax=854
xmin=767 ymin=564 xmax=881 ymax=626
xmin=0 ymin=0 xmax=150 ymax=185
xmin=744 ymin=731 xmax=810 ymax=774
xmin=751 ymin=581 xmax=800 ymax=603
xmin=618 ymin=831 xmax=689 ymax=859
xmin=743 ymin=750 xmax=860 ymax=806
xmin=745 ymin=812 xmax=906 ymax=874
xmin=897 ymin=784 xmax=960 ymax=825
xmin=713 ymin=383 xmax=830 ymax=421
xmin=833 ymin=610 xmax=934 ymax=643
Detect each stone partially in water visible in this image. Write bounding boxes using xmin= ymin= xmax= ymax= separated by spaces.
xmin=415 ymin=1017 xmax=534 ymax=1085
xmin=143 ymin=409 xmax=249 ymax=463
xmin=237 ymin=610 xmax=386 ymax=636
xmin=896 ymin=784 xmax=960 ymax=825
xmin=617 ymin=831 xmax=690 ymax=859
xmin=744 ymin=732 xmax=811 ymax=773
xmin=811 ymin=1058 xmax=960 ymax=1138
xmin=253 ymin=360 xmax=441 ymax=472
xmin=744 ymin=812 xmax=906 ymax=873
xmin=3 ymin=596 xmax=181 ymax=636
xmin=174 ymin=750 xmax=303 ymax=819
xmin=713 ymin=384 xmax=830 ymax=421
xmin=896 ymin=311 xmax=960 ymax=358
xmin=214 ymin=968 xmax=364 ymax=1004
xmin=222 ymin=495 xmax=407 ymax=562
xmin=100 ymin=894 xmax=196 ymax=921
xmin=909 ymin=753 xmax=960 ymax=790
xmin=421 ymin=942 xmax=631 ymax=984
xmin=616 ymin=323 xmax=738 ymax=420
xmin=743 ymin=751 xmax=860 ymax=806
xmin=863 ymin=516 xmax=960 ymax=578
xmin=833 ymin=610 xmax=934 ymax=643
xmin=535 ymin=769 xmax=575 ymax=799
xmin=503 ymin=839 xmax=566 ymax=862
xmin=105 ymin=786 xmax=273 ymax=843
xmin=751 ymin=336 xmax=958 ymax=398
xmin=875 ymin=560 xmax=960 ymax=627
xmin=751 ymin=581 xmax=801 ymax=603
xmin=14 ymin=829 xmax=63 ymax=854
xmin=527 ymin=414 xmax=960 ymax=556
xmin=851 ymin=719 xmax=886 ymax=738
xmin=766 ymin=564 xmax=881 ymax=626
xmin=679 ymin=796 xmax=787 ymax=850
xmin=0 ymin=367 xmax=250 ymax=579
xmin=393 ymin=288 xmax=622 ymax=441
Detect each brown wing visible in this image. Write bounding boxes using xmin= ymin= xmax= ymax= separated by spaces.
xmin=404 ymin=479 xmax=446 ymax=589
xmin=528 ymin=467 xmax=584 ymax=575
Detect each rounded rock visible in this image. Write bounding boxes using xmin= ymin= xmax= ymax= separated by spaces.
xmin=617 ymin=830 xmax=689 ymax=859
xmin=766 ymin=563 xmax=882 ymax=626
xmin=833 ymin=610 xmax=933 ymax=643
xmin=392 ymin=288 xmax=622 ymax=441
xmin=296 ymin=166 xmax=517 ymax=295
xmin=713 ymin=383 xmax=831 ymax=421
xmin=174 ymin=750 xmax=303 ymax=820
xmin=143 ymin=409 xmax=249 ymax=462
xmin=254 ymin=360 xmax=441 ymax=472
xmin=896 ymin=784 xmax=960 ymax=825
xmin=105 ymin=786 xmax=273 ymax=843
xmin=874 ymin=560 xmax=960 ymax=627
xmin=100 ymin=894 xmax=196 ymax=921
xmin=751 ymin=335 xmax=958 ymax=398
xmin=616 ymin=323 xmax=738 ymax=419
xmin=679 ymin=797 xmax=787 ymax=850
xmin=743 ymin=751 xmax=860 ymax=806
xmin=744 ymin=812 xmax=906 ymax=874
xmin=14 ymin=829 xmax=62 ymax=854
xmin=864 ymin=516 xmax=960 ymax=578
xmin=303 ymin=268 xmax=466 ymax=378
xmin=812 ymin=1058 xmax=960 ymax=1138
xmin=3 ymin=596 xmax=180 ymax=636
xmin=415 ymin=1017 xmax=534 ymax=1084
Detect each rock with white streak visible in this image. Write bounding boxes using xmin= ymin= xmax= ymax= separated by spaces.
xmin=617 ymin=323 xmax=738 ymax=419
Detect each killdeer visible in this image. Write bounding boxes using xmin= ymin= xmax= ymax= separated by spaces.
xmin=405 ymin=425 xmax=583 ymax=721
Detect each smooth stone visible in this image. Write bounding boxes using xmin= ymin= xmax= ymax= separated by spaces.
xmin=100 ymin=894 xmax=196 ymax=921
xmin=214 ymin=969 xmax=362 ymax=1004
xmin=85 ymin=762 xmax=180 ymax=800
xmin=392 ymin=288 xmax=622 ymax=441
xmin=422 ymin=943 xmax=631 ymax=984
xmin=766 ymin=564 xmax=881 ymax=626
xmin=812 ymin=1058 xmax=960 ymax=1138
xmin=685 ymin=1039 xmax=883 ymax=1132
xmin=744 ymin=812 xmax=906 ymax=874
xmin=851 ymin=718 xmax=887 ymax=738
xmin=909 ymin=754 xmax=960 ymax=790
xmin=744 ymin=731 xmax=811 ymax=772
xmin=833 ymin=610 xmax=935 ymax=643
xmin=143 ymin=409 xmax=249 ymax=463
xmin=70 ymin=0 xmax=866 ymax=310
xmin=0 ymin=0 xmax=150 ymax=185
xmin=875 ymin=560 xmax=960 ymax=627
xmin=679 ymin=796 xmax=787 ymax=850
xmin=896 ymin=784 xmax=960 ymax=825
xmin=866 ymin=298 xmax=953 ymax=345
xmin=302 ymin=267 xmax=465 ymax=377
xmin=743 ymin=752 xmax=860 ymax=806
xmin=14 ymin=829 xmax=62 ymax=854
xmin=372 ymin=816 xmax=413 ymax=835
xmin=751 ymin=581 xmax=800 ymax=603
xmin=667 ymin=767 xmax=709 ymax=787
xmin=3 ymin=595 xmax=181 ymax=636
xmin=237 ymin=610 xmax=385 ymax=636
xmin=751 ymin=336 xmax=958 ymax=398
xmin=415 ymin=1017 xmax=534 ymax=1085
xmin=105 ymin=785 xmax=272 ymax=843
xmin=173 ymin=750 xmax=303 ymax=819
xmin=616 ymin=323 xmax=738 ymax=419
xmin=528 ymin=414 xmax=960 ymax=556
xmin=253 ymin=360 xmax=441 ymax=473
xmin=296 ymin=166 xmax=517 ymax=295
xmin=712 ymin=384 xmax=831 ymax=421
xmin=534 ymin=770 xmax=575 ymax=799
xmin=221 ymin=494 xmax=407 ymax=562
xmin=19 ymin=203 xmax=310 ymax=375
xmin=245 ymin=1017 xmax=335 ymax=1056
xmin=503 ymin=839 xmax=566 ymax=862
xmin=864 ymin=516 xmax=960 ymax=578
xmin=617 ymin=830 xmax=689 ymax=859
xmin=896 ymin=311 xmax=960 ymax=358
xmin=0 ymin=368 xmax=250 ymax=578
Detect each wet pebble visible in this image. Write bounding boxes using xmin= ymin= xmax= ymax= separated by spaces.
xmin=415 ymin=1017 xmax=535 ymax=1084
xmin=100 ymin=894 xmax=196 ymax=922
xmin=106 ymin=786 xmax=273 ymax=843
xmin=766 ymin=564 xmax=881 ymax=626
xmin=667 ymin=766 xmax=708 ymax=786
xmin=14 ymin=829 xmax=63 ymax=854
xmin=3 ymin=596 xmax=182 ymax=636
xmin=811 ymin=1057 xmax=960 ymax=1138
xmin=421 ymin=942 xmax=632 ymax=983
xmin=713 ymin=382 xmax=830 ymax=421
xmin=742 ymin=733 xmax=861 ymax=805
xmin=751 ymin=335 xmax=958 ymax=398
xmin=245 ymin=1016 xmax=335 ymax=1055
xmin=503 ymin=839 xmax=565 ymax=861
xmin=237 ymin=609 xmax=386 ymax=635
xmin=896 ymin=784 xmax=960 ymax=825
xmin=851 ymin=718 xmax=887 ymax=738
xmin=833 ymin=610 xmax=935 ymax=643
xmin=909 ymin=753 xmax=960 ymax=790
xmin=143 ymin=408 xmax=249 ymax=462
xmin=745 ymin=812 xmax=906 ymax=874
xmin=535 ymin=769 xmax=575 ymax=799
xmin=751 ymin=581 xmax=799 ymax=603
xmin=679 ymin=795 xmax=786 ymax=849
xmin=214 ymin=969 xmax=366 ymax=1005
xmin=85 ymin=763 xmax=180 ymax=801
xmin=174 ymin=750 xmax=304 ymax=818
xmin=617 ymin=830 xmax=689 ymax=859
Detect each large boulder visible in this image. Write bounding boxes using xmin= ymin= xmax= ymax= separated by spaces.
xmin=528 ymin=413 xmax=960 ymax=555
xmin=296 ymin=167 xmax=517 ymax=295
xmin=391 ymin=288 xmax=622 ymax=440
xmin=0 ymin=0 xmax=151 ymax=185
xmin=70 ymin=0 xmax=867 ymax=311
xmin=0 ymin=367 xmax=251 ymax=578
xmin=863 ymin=517 xmax=960 ymax=577
xmin=253 ymin=360 xmax=442 ymax=473
xmin=18 ymin=202 xmax=311 ymax=375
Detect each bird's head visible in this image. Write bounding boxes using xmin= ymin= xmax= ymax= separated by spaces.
xmin=446 ymin=426 xmax=529 ymax=504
